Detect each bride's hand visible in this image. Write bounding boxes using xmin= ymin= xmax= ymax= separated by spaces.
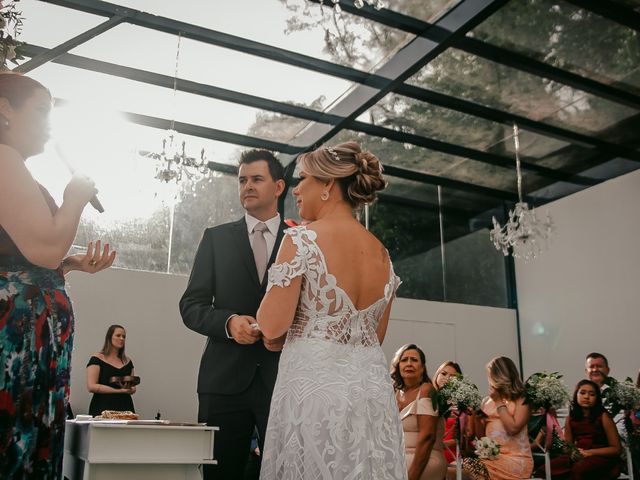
xmin=263 ymin=334 xmax=286 ymax=352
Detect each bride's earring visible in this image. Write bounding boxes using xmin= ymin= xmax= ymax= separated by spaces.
xmin=320 ymin=191 xmax=329 ymax=201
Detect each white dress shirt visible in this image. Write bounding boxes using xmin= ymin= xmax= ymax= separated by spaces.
xmin=226 ymin=213 xmax=281 ymax=339
xmin=245 ymin=212 xmax=281 ymax=261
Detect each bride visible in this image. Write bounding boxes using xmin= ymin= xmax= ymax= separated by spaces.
xmin=257 ymin=141 xmax=407 ymax=479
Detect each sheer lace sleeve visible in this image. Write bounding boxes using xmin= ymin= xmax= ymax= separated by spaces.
xmin=266 ymin=226 xmax=312 ymax=291
xmin=384 ymin=257 xmax=402 ymax=301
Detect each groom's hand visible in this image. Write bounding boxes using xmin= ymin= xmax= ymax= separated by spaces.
xmin=229 ymin=315 xmax=262 ymax=344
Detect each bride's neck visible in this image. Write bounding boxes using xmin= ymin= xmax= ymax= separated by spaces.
xmin=316 ymin=202 xmax=354 ymax=222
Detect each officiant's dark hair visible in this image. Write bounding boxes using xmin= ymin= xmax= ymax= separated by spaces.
xmin=0 ymin=73 xmax=50 ymax=109
xmin=390 ymin=343 xmax=431 ymax=391
xmin=239 ymin=149 xmax=284 ymax=181
xmin=570 ymin=379 xmax=604 ymax=421
xmin=100 ymin=324 xmax=128 ymax=363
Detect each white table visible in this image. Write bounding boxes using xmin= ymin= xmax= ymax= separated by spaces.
xmin=63 ymin=420 xmax=217 ymax=480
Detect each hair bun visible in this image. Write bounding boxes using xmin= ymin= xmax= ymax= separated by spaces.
xmin=341 ymin=145 xmax=387 ymax=207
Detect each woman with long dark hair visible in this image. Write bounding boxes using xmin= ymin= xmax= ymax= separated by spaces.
xmin=546 ymin=379 xmax=621 ymax=479
xmin=392 ymin=344 xmax=447 ymax=480
xmin=86 ymin=324 xmax=136 ymax=416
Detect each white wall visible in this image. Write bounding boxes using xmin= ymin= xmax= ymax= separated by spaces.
xmin=66 ymin=269 xmax=517 ymax=421
xmin=516 ymin=169 xmax=640 ymax=388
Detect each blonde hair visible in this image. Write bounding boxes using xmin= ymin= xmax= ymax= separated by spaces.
xmin=297 ymin=140 xmax=387 ymax=208
xmin=433 ymin=361 xmax=462 ymax=391
xmin=486 ymin=356 xmax=525 ymax=400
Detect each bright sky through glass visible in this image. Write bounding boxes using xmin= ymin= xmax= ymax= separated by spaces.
xmin=16 ymin=0 xmax=377 ymax=221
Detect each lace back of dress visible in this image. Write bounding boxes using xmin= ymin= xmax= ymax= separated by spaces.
xmin=272 ymin=227 xmax=399 ymax=347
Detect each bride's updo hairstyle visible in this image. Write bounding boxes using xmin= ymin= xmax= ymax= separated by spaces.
xmin=297 ymin=141 xmax=387 ymax=209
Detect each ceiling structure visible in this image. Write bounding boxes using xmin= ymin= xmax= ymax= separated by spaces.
xmin=15 ymin=0 xmax=640 ymax=227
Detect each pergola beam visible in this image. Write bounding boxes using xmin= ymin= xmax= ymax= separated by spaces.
xmin=36 ymin=0 xmax=640 ymax=163
xmin=24 ymin=44 xmax=597 ymax=186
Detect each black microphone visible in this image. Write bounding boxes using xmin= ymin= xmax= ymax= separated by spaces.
xmin=55 ymin=143 xmax=105 ymax=213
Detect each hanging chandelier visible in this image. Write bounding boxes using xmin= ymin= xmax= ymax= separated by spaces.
xmin=489 ymin=124 xmax=554 ymax=261
xmin=139 ymin=32 xmax=209 ymax=185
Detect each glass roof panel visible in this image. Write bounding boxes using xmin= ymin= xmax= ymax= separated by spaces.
xmin=62 ymin=23 xmax=353 ymax=108
xmin=407 ymin=48 xmax=639 ymax=138
xmin=361 ymin=93 xmax=571 ymax=157
xmin=385 ymin=0 xmax=461 ymax=23
xmin=328 ymin=129 xmax=553 ymax=193
xmin=113 ymin=0 xmax=415 ymax=74
xmin=471 ymin=0 xmax=640 ymax=95
xmin=608 ymin=0 xmax=640 ymax=9
xmin=19 ymin=0 xmax=106 ymax=48
xmin=27 ymin=62 xmax=309 ymax=143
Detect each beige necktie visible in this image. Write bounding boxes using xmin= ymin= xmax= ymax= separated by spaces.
xmin=252 ymin=222 xmax=269 ymax=282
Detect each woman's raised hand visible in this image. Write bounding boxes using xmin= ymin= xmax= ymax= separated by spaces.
xmin=63 ymin=240 xmax=116 ymax=274
xmin=63 ymin=174 xmax=98 ymax=207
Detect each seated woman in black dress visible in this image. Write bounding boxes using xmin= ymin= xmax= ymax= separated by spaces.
xmin=86 ymin=324 xmax=136 ymax=416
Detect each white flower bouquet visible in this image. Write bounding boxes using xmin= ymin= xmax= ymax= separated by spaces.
xmin=473 ymin=436 xmax=500 ymax=460
xmin=525 ymin=371 xmax=570 ymax=411
xmin=603 ymin=377 xmax=640 ymax=414
xmin=435 ymin=374 xmax=483 ymax=417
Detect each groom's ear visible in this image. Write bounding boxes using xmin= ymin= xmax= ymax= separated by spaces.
xmin=274 ymin=178 xmax=286 ymax=198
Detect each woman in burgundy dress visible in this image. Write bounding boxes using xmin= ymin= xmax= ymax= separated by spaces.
xmin=547 ymin=379 xmax=622 ymax=479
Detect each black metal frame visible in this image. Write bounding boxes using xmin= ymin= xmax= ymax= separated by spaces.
xmin=23 ymin=0 xmax=640 ymax=215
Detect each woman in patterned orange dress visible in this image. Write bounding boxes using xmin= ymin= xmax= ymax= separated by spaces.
xmin=466 ymin=356 xmax=533 ymax=479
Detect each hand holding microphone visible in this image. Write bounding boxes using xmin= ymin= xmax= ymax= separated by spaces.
xmin=55 ymin=143 xmax=105 ymax=213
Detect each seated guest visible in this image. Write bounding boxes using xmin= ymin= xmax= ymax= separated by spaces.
xmin=465 ymin=356 xmax=533 ymax=479
xmin=86 ymin=324 xmax=136 ymax=416
xmin=392 ymin=344 xmax=447 ymax=480
xmin=585 ymin=352 xmax=611 ymax=388
xmin=433 ymin=361 xmax=463 ymax=465
xmin=546 ymin=379 xmax=621 ymax=479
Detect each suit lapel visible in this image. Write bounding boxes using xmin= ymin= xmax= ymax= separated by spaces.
xmin=231 ymin=217 xmax=261 ymax=286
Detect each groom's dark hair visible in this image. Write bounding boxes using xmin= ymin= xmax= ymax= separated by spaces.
xmin=239 ymin=149 xmax=284 ymax=182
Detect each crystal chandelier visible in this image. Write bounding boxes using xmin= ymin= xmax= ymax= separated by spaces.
xmin=318 ymin=0 xmax=387 ymax=14
xmin=490 ymin=124 xmax=554 ymax=261
xmin=139 ymin=33 xmax=209 ymax=185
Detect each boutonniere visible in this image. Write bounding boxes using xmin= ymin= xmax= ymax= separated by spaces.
xmin=284 ymin=219 xmax=309 ymax=227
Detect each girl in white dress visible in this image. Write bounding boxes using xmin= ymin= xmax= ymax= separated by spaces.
xmin=257 ymin=141 xmax=407 ymax=480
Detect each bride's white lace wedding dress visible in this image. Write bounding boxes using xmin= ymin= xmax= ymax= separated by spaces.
xmin=260 ymin=227 xmax=407 ymax=480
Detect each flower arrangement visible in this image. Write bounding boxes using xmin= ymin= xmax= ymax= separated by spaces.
xmin=473 ymin=436 xmax=500 ymax=459
xmin=603 ymin=377 xmax=640 ymax=415
xmin=602 ymin=377 xmax=640 ymax=415
xmin=524 ymin=371 xmax=570 ymax=411
xmin=433 ymin=374 xmax=483 ymax=418
xmin=0 ymin=0 xmax=25 ymax=70
xmin=460 ymin=437 xmax=500 ymax=480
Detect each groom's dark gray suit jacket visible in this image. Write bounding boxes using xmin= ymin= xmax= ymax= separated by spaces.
xmin=180 ymin=217 xmax=286 ymax=395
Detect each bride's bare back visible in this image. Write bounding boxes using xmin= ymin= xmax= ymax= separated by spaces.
xmin=308 ymin=217 xmax=391 ymax=311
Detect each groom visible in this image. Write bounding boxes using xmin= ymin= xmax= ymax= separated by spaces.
xmin=180 ymin=149 xmax=286 ymax=479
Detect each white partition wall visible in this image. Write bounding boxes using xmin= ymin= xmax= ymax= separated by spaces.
xmin=383 ymin=298 xmax=518 ymax=393
xmin=516 ymin=169 xmax=640 ymax=387
xmin=66 ymin=269 xmax=518 ymax=421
